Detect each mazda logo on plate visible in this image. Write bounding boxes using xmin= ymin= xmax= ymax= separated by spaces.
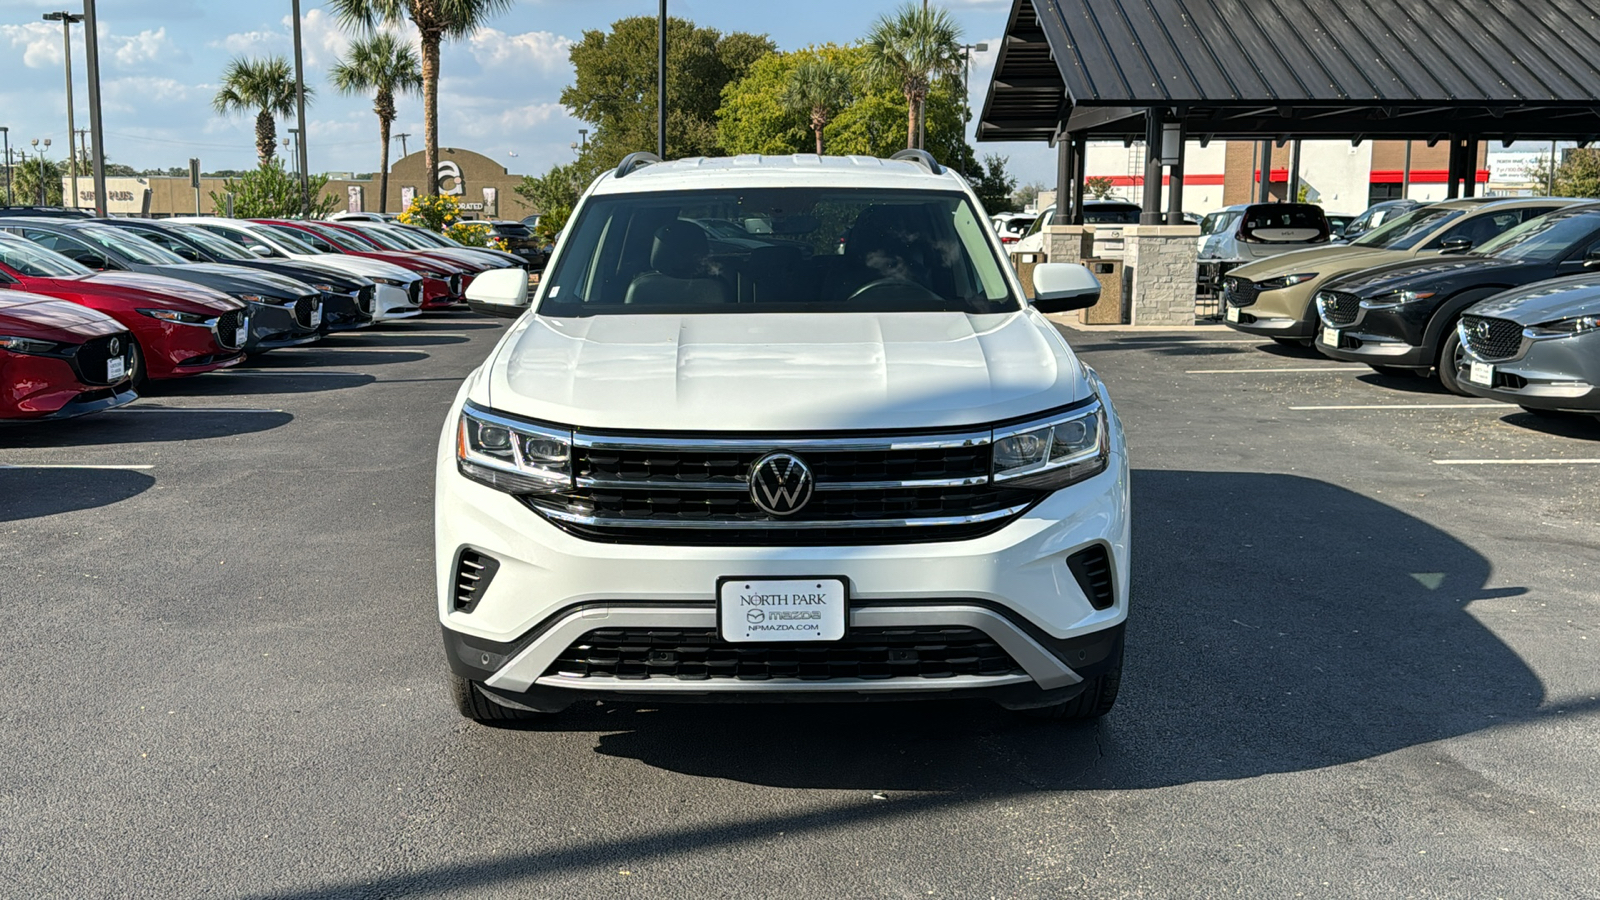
xmin=748 ymin=451 xmax=814 ymax=516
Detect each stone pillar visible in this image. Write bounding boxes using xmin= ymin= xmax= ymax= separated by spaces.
xmin=1043 ymin=224 xmax=1091 ymax=265
xmin=1123 ymin=225 xmax=1202 ymax=326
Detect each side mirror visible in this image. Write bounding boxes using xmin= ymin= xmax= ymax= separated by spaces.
xmin=1029 ymin=263 xmax=1102 ymax=314
xmin=1438 ymin=237 xmax=1474 ymax=254
xmin=249 ymin=245 xmax=274 ymax=258
xmin=1585 ymin=248 xmax=1600 ymax=268
xmin=464 ymin=267 xmax=530 ymax=319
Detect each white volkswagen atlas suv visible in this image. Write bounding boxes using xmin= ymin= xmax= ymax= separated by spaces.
xmin=437 ymin=151 xmax=1130 ymax=722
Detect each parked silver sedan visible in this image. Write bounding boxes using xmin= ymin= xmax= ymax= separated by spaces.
xmin=1455 ymin=275 xmax=1600 ymax=419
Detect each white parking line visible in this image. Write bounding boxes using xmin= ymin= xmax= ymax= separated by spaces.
xmin=219 ymin=370 xmax=369 ymax=376
xmin=1435 ymin=459 xmax=1600 ymax=466
xmin=1187 ymin=366 xmax=1367 ymax=374
xmin=277 ymin=346 xmax=430 ymax=354
xmin=1290 ymin=403 xmax=1507 ymax=411
xmin=356 ymin=332 xmax=467 ymax=338
xmin=0 ymin=463 xmax=153 ymax=470
xmin=116 ymin=406 xmax=284 ymax=414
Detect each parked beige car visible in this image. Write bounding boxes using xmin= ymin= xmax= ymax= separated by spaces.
xmin=1221 ymin=198 xmax=1574 ymax=344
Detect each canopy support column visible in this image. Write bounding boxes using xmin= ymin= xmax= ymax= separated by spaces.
xmin=1141 ymin=109 xmax=1164 ymax=225
xmin=1257 ymin=140 xmax=1272 ymax=203
xmin=1166 ymin=120 xmax=1187 ymax=225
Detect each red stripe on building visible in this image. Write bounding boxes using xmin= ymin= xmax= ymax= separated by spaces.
xmin=1103 ymin=174 xmax=1226 ymax=187
xmin=1369 ymin=169 xmax=1491 ymax=184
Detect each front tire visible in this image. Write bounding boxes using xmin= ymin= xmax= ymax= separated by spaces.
xmin=1021 ymin=642 xmax=1123 ymax=722
xmin=448 ymin=672 xmax=544 ymax=723
xmin=1436 ymin=327 xmax=1471 ymax=397
xmin=127 ymin=337 xmax=149 ymax=391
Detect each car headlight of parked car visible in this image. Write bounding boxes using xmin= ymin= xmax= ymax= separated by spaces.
xmin=137 ymin=308 xmax=214 ymax=325
xmin=1361 ymin=290 xmax=1435 ymax=310
xmin=457 ymin=403 xmax=573 ymax=495
xmin=1257 ymin=273 xmax=1319 ymax=290
xmin=0 ymin=335 xmax=64 ymax=355
xmin=991 ymin=401 xmax=1108 ymax=490
xmin=1525 ymin=315 xmax=1600 ymax=339
xmin=372 ymin=277 xmax=409 ymax=286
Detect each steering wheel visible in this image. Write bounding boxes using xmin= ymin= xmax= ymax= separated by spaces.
xmin=847 ymin=277 xmax=939 ymax=302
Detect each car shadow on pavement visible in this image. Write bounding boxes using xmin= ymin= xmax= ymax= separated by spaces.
xmin=0 ymin=408 xmax=292 ymax=447
xmin=1499 ymin=410 xmax=1600 ymax=439
xmin=1353 ymin=372 xmax=1452 ymax=394
xmin=241 ymin=349 xmax=429 ymax=369
xmin=240 ymin=470 xmax=1593 ymax=900
xmin=0 ymin=466 xmax=154 ymax=522
xmin=568 ymin=470 xmax=1562 ymax=792
xmin=327 ymin=334 xmax=470 ymax=347
xmin=151 ymin=372 xmax=376 ymax=397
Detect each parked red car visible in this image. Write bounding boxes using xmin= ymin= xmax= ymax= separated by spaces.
xmin=252 ymin=220 xmax=469 ymax=309
xmin=0 ymin=234 xmax=246 ymax=384
xmin=1 ymin=290 xmax=137 ymax=421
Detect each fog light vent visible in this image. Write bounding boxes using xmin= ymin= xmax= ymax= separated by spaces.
xmin=453 ymin=548 xmax=501 ymax=612
xmin=1066 ymin=544 xmax=1115 ymax=610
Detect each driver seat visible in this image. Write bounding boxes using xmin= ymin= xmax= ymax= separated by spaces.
xmin=625 ymin=222 xmax=731 ymax=306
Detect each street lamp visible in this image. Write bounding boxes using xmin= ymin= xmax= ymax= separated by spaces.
xmin=579 ymin=128 xmax=588 ymax=150
xmin=960 ymin=42 xmax=989 ymax=128
xmin=0 ymin=126 xmax=10 ymax=206
xmin=42 ymin=11 xmax=84 ymax=209
xmin=30 ymin=138 xmax=52 ymax=205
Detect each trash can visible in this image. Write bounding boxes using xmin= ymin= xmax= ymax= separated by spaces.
xmin=1079 ymin=259 xmax=1126 ymax=325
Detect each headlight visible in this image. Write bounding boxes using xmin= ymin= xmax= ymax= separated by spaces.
xmin=234 ymin=294 xmax=267 ymax=305
xmin=372 ymin=277 xmax=406 ymax=286
xmin=0 ymin=335 xmax=64 ymax=355
xmin=137 ymin=308 xmax=213 ymax=325
xmin=1257 ymin=273 xmax=1319 ymax=290
xmin=991 ymin=401 xmax=1108 ymax=490
xmin=1362 ymin=289 xmax=1435 ymax=310
xmin=456 ymin=403 xmax=572 ymax=495
xmin=419 ymin=270 xmax=445 ymax=279
xmin=311 ymin=284 xmax=335 ymax=292
xmin=1526 ymin=315 xmax=1600 ymax=338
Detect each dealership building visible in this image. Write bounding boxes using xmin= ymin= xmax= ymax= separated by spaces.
xmin=60 ymin=148 xmax=535 ymax=220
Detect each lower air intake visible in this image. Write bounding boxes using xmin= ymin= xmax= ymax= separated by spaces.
xmin=1066 ymin=544 xmax=1115 ymax=610
xmin=452 ymin=549 xmax=500 ymax=612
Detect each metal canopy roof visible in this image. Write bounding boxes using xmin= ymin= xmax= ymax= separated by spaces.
xmin=979 ymin=0 xmax=1600 ymax=143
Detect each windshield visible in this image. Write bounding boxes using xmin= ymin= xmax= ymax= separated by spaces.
xmin=174 ymin=226 xmax=255 ymax=261
xmin=538 ymin=188 xmax=1019 ymax=317
xmin=297 ymin=223 xmax=374 ymax=252
xmin=400 ymin=226 xmax=453 ymax=248
xmin=0 ymin=237 xmax=92 ymax=277
xmin=1351 ymin=208 xmax=1462 ymax=250
xmin=1023 ymin=206 xmax=1054 ymax=238
xmin=253 ymin=224 xmax=326 ymax=255
xmin=77 ymin=225 xmax=188 ymax=265
xmin=1475 ymin=210 xmax=1600 ymax=261
xmin=1200 ymin=211 xmax=1240 ymax=236
xmin=345 ymin=226 xmax=407 ymax=250
xmin=1084 ymin=205 xmax=1142 ymax=225
xmin=370 ymin=226 xmax=430 ymax=249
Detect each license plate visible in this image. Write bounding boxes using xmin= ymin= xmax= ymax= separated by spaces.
xmin=719 ymin=578 xmax=846 ymax=643
xmin=310 ymin=305 xmax=322 ymax=328
xmin=1322 ymin=327 xmax=1340 ymax=348
xmin=106 ymin=356 xmax=125 ymax=382
xmin=1468 ymin=361 xmax=1494 ymax=386
xmin=1225 ymin=305 xmax=1241 ymax=323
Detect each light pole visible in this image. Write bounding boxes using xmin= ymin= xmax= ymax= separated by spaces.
xmin=394 ymin=132 xmax=410 ymax=159
xmin=31 ymin=138 xmax=53 ymax=205
xmin=290 ymin=0 xmax=311 ymax=217
xmin=1 ymin=127 xmax=10 ymax=206
xmin=657 ymin=0 xmax=667 ymax=159
xmin=959 ymin=42 xmax=988 ymax=130
xmin=42 ymin=11 xmax=83 ymax=209
xmin=82 ymin=0 xmax=107 ymax=216
xmin=579 ymin=128 xmax=588 ymax=150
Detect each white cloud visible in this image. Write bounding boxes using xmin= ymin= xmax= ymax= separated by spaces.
xmin=2 ymin=22 xmax=66 ymax=68
xmin=212 ymin=9 xmax=355 ymax=68
xmin=111 ymin=28 xmax=187 ymax=68
xmin=469 ymin=28 xmax=574 ymax=75
xmin=101 ymin=77 xmax=197 ymax=114
xmin=214 ymin=28 xmax=286 ymax=57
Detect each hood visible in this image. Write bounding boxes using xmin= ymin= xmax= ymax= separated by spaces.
xmin=413 ymin=249 xmax=497 ymax=272
xmin=1229 ymin=244 xmax=1414 ymax=281
xmin=371 ymin=252 xmax=469 ymax=275
xmin=487 ymin=311 xmax=1089 ymax=432
xmin=141 ymin=263 xmax=316 ymax=299
xmin=0 ymin=291 xmax=125 ymax=341
xmin=1324 ymin=256 xmax=1531 ymax=298
xmin=287 ymin=253 xmax=418 ymax=281
xmin=1466 ymin=273 xmax=1600 ymax=324
xmin=231 ymin=259 xmax=370 ymax=293
xmin=75 ymin=271 xmax=246 ymax=314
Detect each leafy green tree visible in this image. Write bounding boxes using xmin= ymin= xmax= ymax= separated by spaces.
xmin=1086 ymin=176 xmax=1115 ymax=200
xmin=862 ymin=2 xmax=963 ymax=150
xmin=1553 ymin=148 xmax=1600 ymax=198
xmin=209 ymin=160 xmax=338 ymax=218
xmin=13 ymin=156 xmax=63 ymax=207
xmin=971 ymin=154 xmax=1018 ymax=215
xmin=327 ymin=0 xmax=514 ymax=197
xmin=330 ymin=32 xmax=423 ymax=214
xmin=561 ymin=16 xmax=774 ymax=166
xmin=781 ymin=58 xmax=854 ymax=155
xmin=1014 ymin=181 xmax=1045 ymax=211
xmin=212 ymin=56 xmax=309 ymax=166
xmin=513 ymin=161 xmax=600 ymax=241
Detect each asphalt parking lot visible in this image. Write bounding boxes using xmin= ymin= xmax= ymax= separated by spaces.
xmin=2 ymin=316 xmax=1597 ymax=899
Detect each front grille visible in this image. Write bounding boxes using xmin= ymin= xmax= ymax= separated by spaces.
xmin=216 ymin=310 xmax=246 ymax=349
xmin=1066 ymin=545 xmax=1115 ymax=610
xmin=356 ymin=286 xmax=375 ymax=314
xmin=294 ymin=296 xmax=317 ymax=328
xmin=406 ymin=281 xmax=422 ymax=306
xmin=1223 ymin=276 xmax=1260 ymax=307
xmin=68 ymin=332 xmax=130 ymax=385
xmin=452 ymin=549 xmax=499 ymax=612
xmin=525 ymin=434 xmax=1038 ymax=546
xmin=1460 ymin=315 xmax=1524 ymax=361
xmin=546 ymin=626 xmax=1025 ymax=682
xmin=1320 ymin=290 xmax=1362 ymax=326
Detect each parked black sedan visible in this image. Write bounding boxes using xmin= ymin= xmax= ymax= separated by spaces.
xmin=1454 ymin=275 xmax=1600 ymax=420
xmin=98 ymin=218 xmax=375 ymax=334
xmin=0 ymin=218 xmax=322 ymax=352
xmin=1314 ymin=202 xmax=1600 ymax=394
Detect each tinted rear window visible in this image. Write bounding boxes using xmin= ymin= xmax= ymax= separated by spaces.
xmin=1240 ymin=205 xmax=1329 ymax=243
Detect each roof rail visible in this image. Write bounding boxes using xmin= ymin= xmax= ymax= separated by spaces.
xmin=614 ymin=152 xmax=663 ymax=179
xmin=890 ymin=149 xmax=944 ymax=175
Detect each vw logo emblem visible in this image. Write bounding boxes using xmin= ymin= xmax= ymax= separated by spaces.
xmin=107 ymin=337 xmax=121 ymax=357
xmin=748 ymin=451 xmax=814 ymax=516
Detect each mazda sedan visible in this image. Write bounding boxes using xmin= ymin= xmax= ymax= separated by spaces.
xmin=1454 ymin=275 xmax=1600 ymax=420
xmin=1 ymin=290 xmax=136 ymax=421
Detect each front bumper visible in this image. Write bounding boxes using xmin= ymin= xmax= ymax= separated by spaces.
xmin=371 ymin=283 xmax=422 ymax=321
xmin=1457 ymin=329 xmax=1600 ymax=411
xmin=320 ymin=291 xmax=373 ymax=333
xmin=435 ymin=397 xmax=1132 ymax=705
xmin=1221 ymin=280 xmax=1321 ymax=338
xmin=243 ymin=298 xmax=322 ymax=352
xmin=0 ymin=353 xmax=137 ymax=420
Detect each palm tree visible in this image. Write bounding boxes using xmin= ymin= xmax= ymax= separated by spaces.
xmin=331 ymin=33 xmax=423 ymax=214
xmin=212 ymin=56 xmax=309 ymax=167
xmin=327 ymin=0 xmax=514 ymax=197
xmin=862 ymin=3 xmax=963 ymax=150
xmin=781 ymin=58 xmax=854 ymax=155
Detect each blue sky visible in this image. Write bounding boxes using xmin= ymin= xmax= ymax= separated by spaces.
xmin=0 ymin=0 xmax=1055 ymax=186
